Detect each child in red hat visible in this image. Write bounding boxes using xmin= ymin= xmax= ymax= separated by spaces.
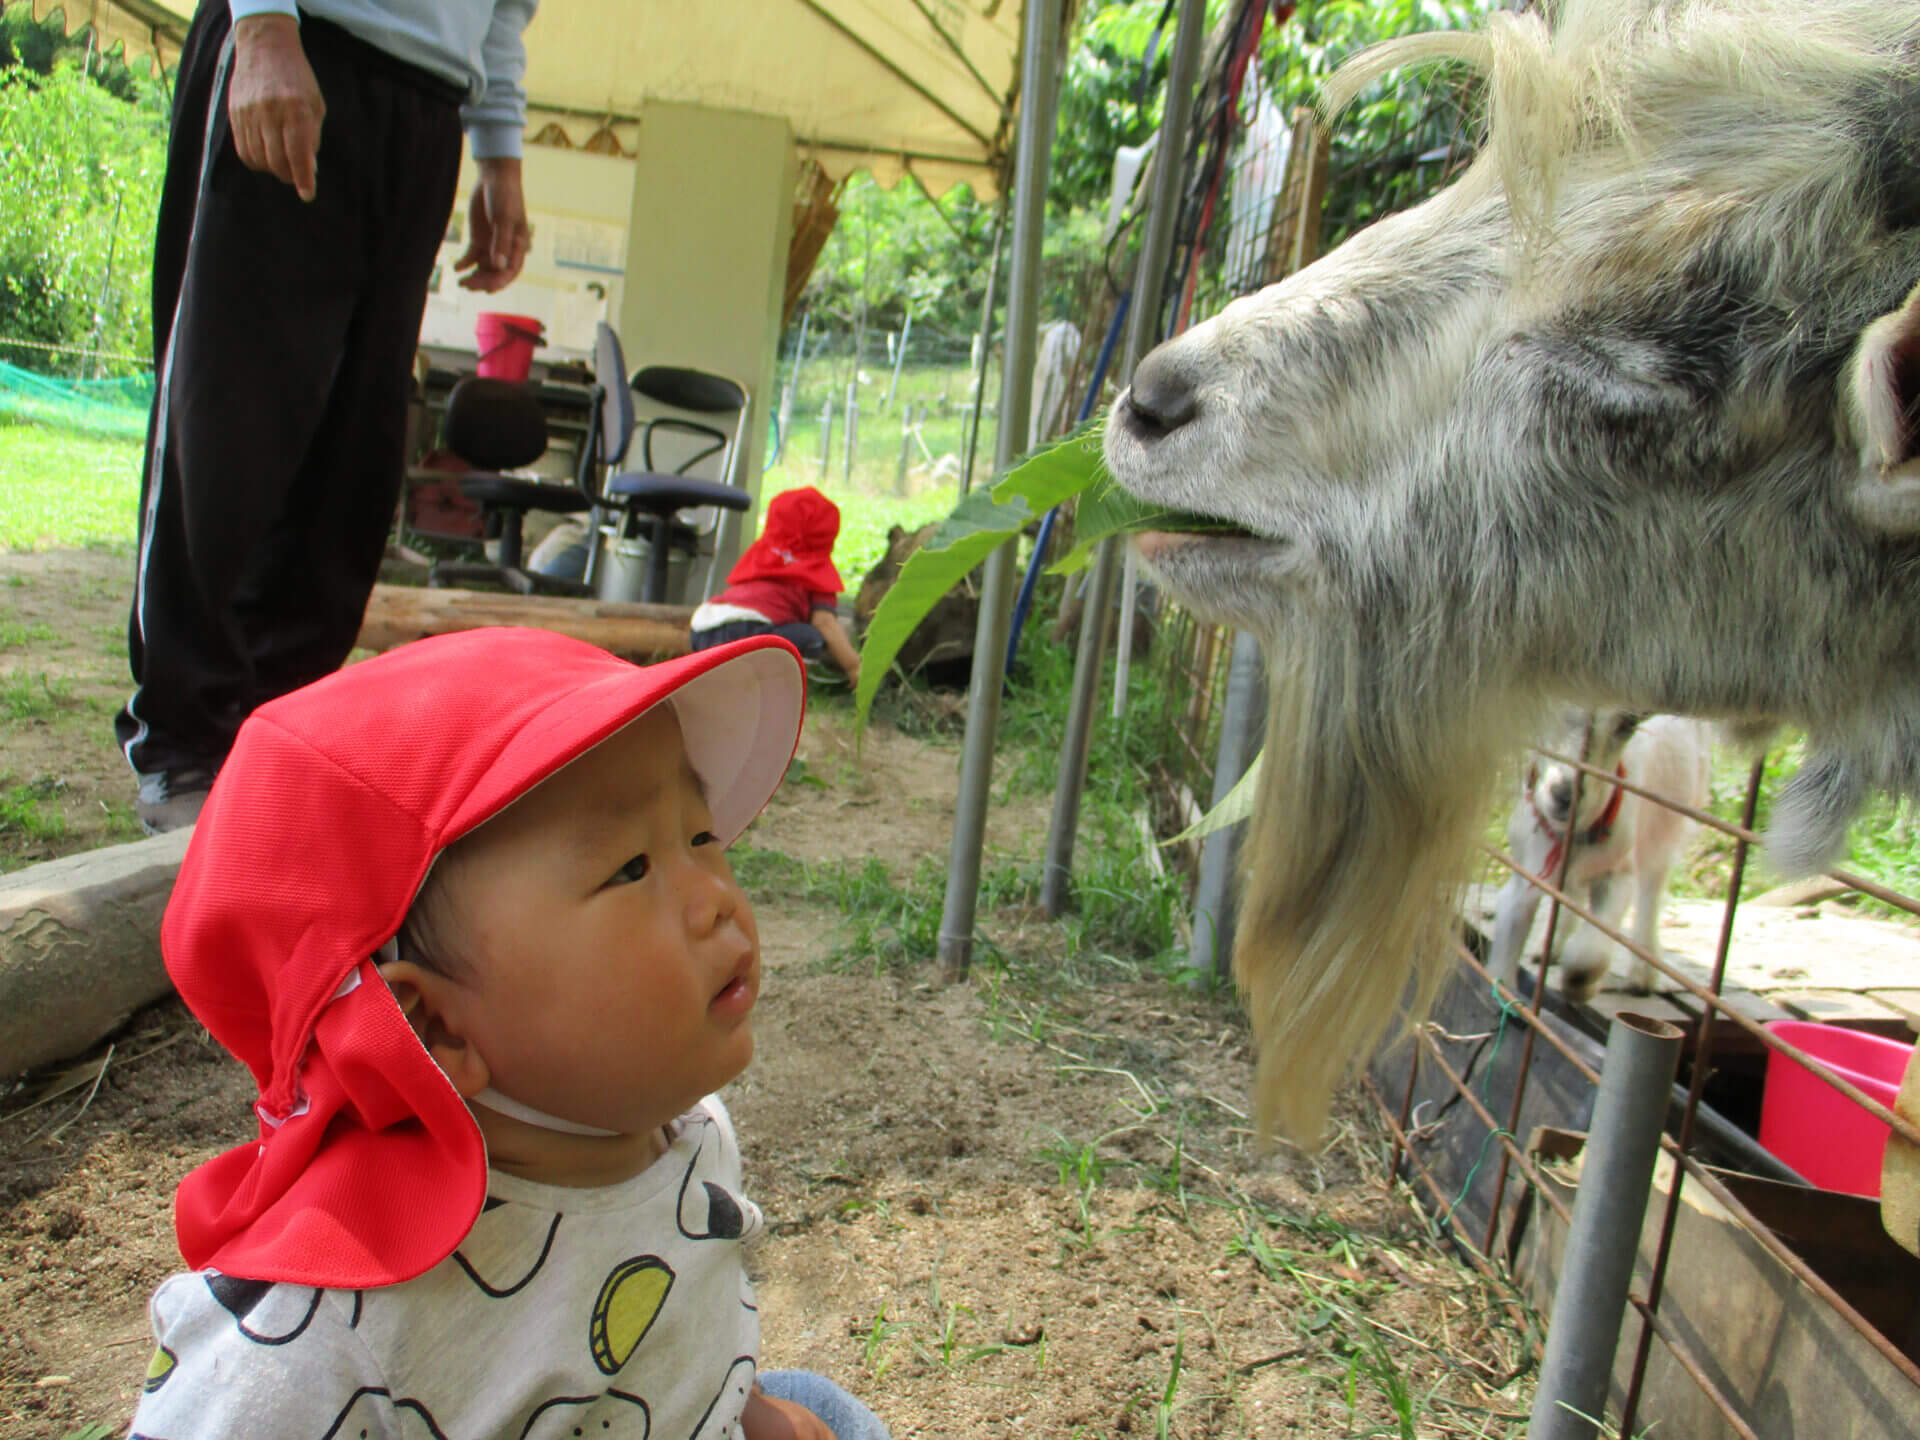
xmin=691 ymin=486 xmax=862 ymax=689
xmin=129 ymin=628 xmax=888 ymax=1440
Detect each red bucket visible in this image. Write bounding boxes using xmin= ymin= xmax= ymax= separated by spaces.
xmin=475 ymin=312 xmax=544 ymax=382
xmin=1758 ymin=1020 xmax=1914 ymax=1197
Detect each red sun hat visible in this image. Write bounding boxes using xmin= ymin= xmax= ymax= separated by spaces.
xmin=726 ymin=485 xmax=845 ymax=595
xmin=163 ymin=628 xmax=804 ymax=1290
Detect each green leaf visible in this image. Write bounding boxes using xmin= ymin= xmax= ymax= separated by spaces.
xmin=852 ymin=424 xmax=1108 ymax=726
xmin=1162 ymin=751 xmax=1263 ymax=845
xmin=1049 ymin=479 xmax=1234 ymax=576
xmin=853 ymin=487 xmax=1033 ymax=724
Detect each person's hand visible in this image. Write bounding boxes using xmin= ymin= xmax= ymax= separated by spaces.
xmin=456 ymin=157 xmax=532 ymax=292
xmin=740 ymin=1387 xmax=837 ymax=1440
xmin=229 ymin=14 xmax=325 ymax=202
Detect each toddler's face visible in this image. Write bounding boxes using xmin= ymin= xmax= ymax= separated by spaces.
xmin=429 ymin=703 xmax=760 ymax=1135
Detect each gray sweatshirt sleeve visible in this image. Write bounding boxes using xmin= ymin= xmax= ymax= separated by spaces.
xmin=461 ymin=0 xmax=537 ymax=161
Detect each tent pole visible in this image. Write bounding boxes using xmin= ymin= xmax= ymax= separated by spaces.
xmin=937 ymin=0 xmax=1064 ymax=979
xmin=1038 ymin=0 xmax=1209 ymax=917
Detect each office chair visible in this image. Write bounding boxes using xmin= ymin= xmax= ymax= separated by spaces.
xmin=581 ymin=322 xmax=751 ymax=605
xmin=426 ymin=376 xmax=595 ymax=596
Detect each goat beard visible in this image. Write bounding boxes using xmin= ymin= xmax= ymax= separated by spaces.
xmin=1234 ymin=617 xmax=1536 ymax=1144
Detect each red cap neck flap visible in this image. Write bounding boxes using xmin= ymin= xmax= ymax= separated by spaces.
xmin=164 ymin=628 xmax=803 ymax=1288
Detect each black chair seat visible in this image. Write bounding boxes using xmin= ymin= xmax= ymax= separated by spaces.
xmin=458 ymin=473 xmax=594 ymax=513
xmin=605 ymin=471 xmax=751 ymax=515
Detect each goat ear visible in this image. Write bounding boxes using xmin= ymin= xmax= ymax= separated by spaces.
xmin=1846 ymin=279 xmax=1920 ymax=533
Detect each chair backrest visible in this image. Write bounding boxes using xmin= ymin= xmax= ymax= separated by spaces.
xmin=443 ymin=376 xmax=547 ymax=472
xmin=593 ymin=321 xmax=635 ymax=471
xmin=626 ymin=364 xmax=751 ymax=542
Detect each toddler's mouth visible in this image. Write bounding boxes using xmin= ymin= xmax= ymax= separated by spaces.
xmin=710 ymin=956 xmax=756 ymax=1017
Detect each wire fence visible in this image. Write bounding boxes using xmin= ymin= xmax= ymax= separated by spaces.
xmin=1079 ymin=3 xmax=1920 ymax=1433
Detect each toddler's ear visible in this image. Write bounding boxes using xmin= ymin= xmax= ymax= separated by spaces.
xmin=376 ymin=958 xmax=492 ymax=1099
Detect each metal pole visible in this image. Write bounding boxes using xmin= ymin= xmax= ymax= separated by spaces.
xmin=818 ymin=397 xmax=833 ymax=476
xmin=1040 ymin=537 xmax=1121 ymax=914
xmin=896 ymin=405 xmax=913 ymax=495
xmin=887 ymin=305 xmax=913 ymax=410
xmin=1038 ymin=0 xmax=1209 ymax=907
xmin=842 ymin=382 xmax=858 ymax=488
xmin=937 ymin=0 xmax=1064 ymax=978
xmin=1529 ymin=1013 xmax=1684 ymax=1440
xmin=1185 ymin=630 xmax=1263 ymax=975
xmin=779 ymin=306 xmax=809 ymax=450
xmin=960 ymin=201 xmax=1008 ymax=496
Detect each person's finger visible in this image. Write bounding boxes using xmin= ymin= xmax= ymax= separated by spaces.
xmin=232 ymin=112 xmax=264 ymax=173
xmin=260 ymin=118 xmax=295 ymax=190
xmin=287 ymin=110 xmax=321 ymax=202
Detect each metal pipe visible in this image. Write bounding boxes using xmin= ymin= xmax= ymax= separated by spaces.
xmin=1039 ymin=0 xmax=1210 ymax=898
xmin=1528 ymin=1013 xmax=1685 ymax=1440
xmin=936 ymin=0 xmax=1063 ymax=978
xmin=1040 ymin=536 xmax=1120 ymax=915
xmin=1185 ymin=630 xmax=1264 ymax=977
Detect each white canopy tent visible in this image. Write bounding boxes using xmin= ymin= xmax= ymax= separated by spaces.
xmin=18 ymin=0 xmax=1032 ymax=198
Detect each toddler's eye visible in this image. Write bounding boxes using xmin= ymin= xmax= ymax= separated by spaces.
xmin=608 ymin=854 xmax=650 ymax=886
xmin=691 ymin=830 xmax=719 ymax=847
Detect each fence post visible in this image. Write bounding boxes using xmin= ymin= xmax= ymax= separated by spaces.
xmin=896 ymin=405 xmax=913 ymax=495
xmin=1037 ymin=0 xmax=1209 ymax=911
xmin=1529 ymin=1013 xmax=1684 ymax=1440
xmin=936 ymin=0 xmax=1062 ymax=979
xmin=1186 ymin=630 xmax=1264 ymax=978
xmin=818 ymin=398 xmax=834 ymax=476
xmin=779 ymin=306 xmax=809 ymax=450
xmin=842 ymin=383 xmax=858 ymax=488
xmin=886 ymin=305 xmax=913 ymax=411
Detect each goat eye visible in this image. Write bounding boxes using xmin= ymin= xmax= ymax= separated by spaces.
xmin=609 ymin=853 xmax=650 ymax=886
xmin=691 ymin=830 xmax=719 ymax=847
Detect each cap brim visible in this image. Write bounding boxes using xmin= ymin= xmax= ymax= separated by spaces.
xmin=445 ymin=634 xmax=805 ymax=848
xmin=664 ymin=639 xmax=806 ymax=843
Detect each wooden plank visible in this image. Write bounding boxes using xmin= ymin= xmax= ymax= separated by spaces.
xmin=1663 ymin=983 xmax=1795 ymax=1056
xmin=1868 ymin=991 xmax=1920 ymax=1036
xmin=0 ymin=829 xmax=191 ymax=1078
xmin=1659 ymin=899 xmax=1920 ymax=992
xmin=357 ymin=583 xmax=694 ymax=661
xmin=1770 ymin=989 xmax=1913 ymax=1037
xmin=1519 ymin=1134 xmax=1920 ymax=1439
xmin=1581 ymin=990 xmax=1694 ymax=1033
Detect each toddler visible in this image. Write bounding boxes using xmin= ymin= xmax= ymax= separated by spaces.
xmin=128 ymin=627 xmax=887 ymax=1440
xmin=690 ymin=487 xmax=861 ymax=688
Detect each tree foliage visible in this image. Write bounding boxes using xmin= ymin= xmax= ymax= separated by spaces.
xmin=0 ymin=10 xmax=169 ymax=376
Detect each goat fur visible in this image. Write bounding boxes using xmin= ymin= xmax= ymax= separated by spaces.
xmin=1104 ymin=0 xmax=1920 ymax=1141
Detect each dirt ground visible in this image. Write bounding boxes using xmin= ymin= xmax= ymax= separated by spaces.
xmin=1 ymin=549 xmax=1537 ymax=1440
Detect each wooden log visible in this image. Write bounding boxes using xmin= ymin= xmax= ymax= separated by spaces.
xmin=357 ymin=583 xmax=694 ymax=661
xmin=0 ymin=829 xmax=191 ymax=1079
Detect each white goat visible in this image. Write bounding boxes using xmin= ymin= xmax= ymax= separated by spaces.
xmin=1486 ymin=710 xmax=1710 ymax=1003
xmin=1102 ymin=0 xmax=1920 ymax=1140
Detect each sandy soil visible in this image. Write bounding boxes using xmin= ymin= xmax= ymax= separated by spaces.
xmin=0 ymin=549 xmax=1536 ymax=1439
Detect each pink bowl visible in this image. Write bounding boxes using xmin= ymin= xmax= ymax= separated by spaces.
xmin=1758 ymin=1020 xmax=1913 ymax=1197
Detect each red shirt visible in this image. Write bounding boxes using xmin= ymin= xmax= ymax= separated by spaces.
xmin=708 ymin=577 xmax=834 ymax=626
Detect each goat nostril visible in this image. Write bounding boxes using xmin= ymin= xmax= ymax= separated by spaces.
xmin=1123 ymin=355 xmax=1198 ymax=437
xmin=1548 ymin=780 xmax=1573 ymax=811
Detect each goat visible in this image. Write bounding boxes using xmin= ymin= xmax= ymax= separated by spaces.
xmin=1486 ymin=710 xmax=1711 ymax=1004
xmin=1101 ymin=0 xmax=1920 ymax=1140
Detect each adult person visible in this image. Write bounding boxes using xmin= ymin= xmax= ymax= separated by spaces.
xmin=117 ymin=0 xmax=538 ymax=833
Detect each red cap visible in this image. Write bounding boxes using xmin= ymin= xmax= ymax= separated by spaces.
xmin=727 ymin=486 xmax=845 ymax=595
xmin=163 ymin=628 xmax=804 ymax=1288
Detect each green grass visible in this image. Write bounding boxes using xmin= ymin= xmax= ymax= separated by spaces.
xmin=0 ymin=776 xmax=69 ymax=844
xmin=0 ymin=419 xmax=143 ymax=551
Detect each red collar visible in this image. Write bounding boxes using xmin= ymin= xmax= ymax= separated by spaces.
xmin=1531 ymin=763 xmax=1627 ymax=880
